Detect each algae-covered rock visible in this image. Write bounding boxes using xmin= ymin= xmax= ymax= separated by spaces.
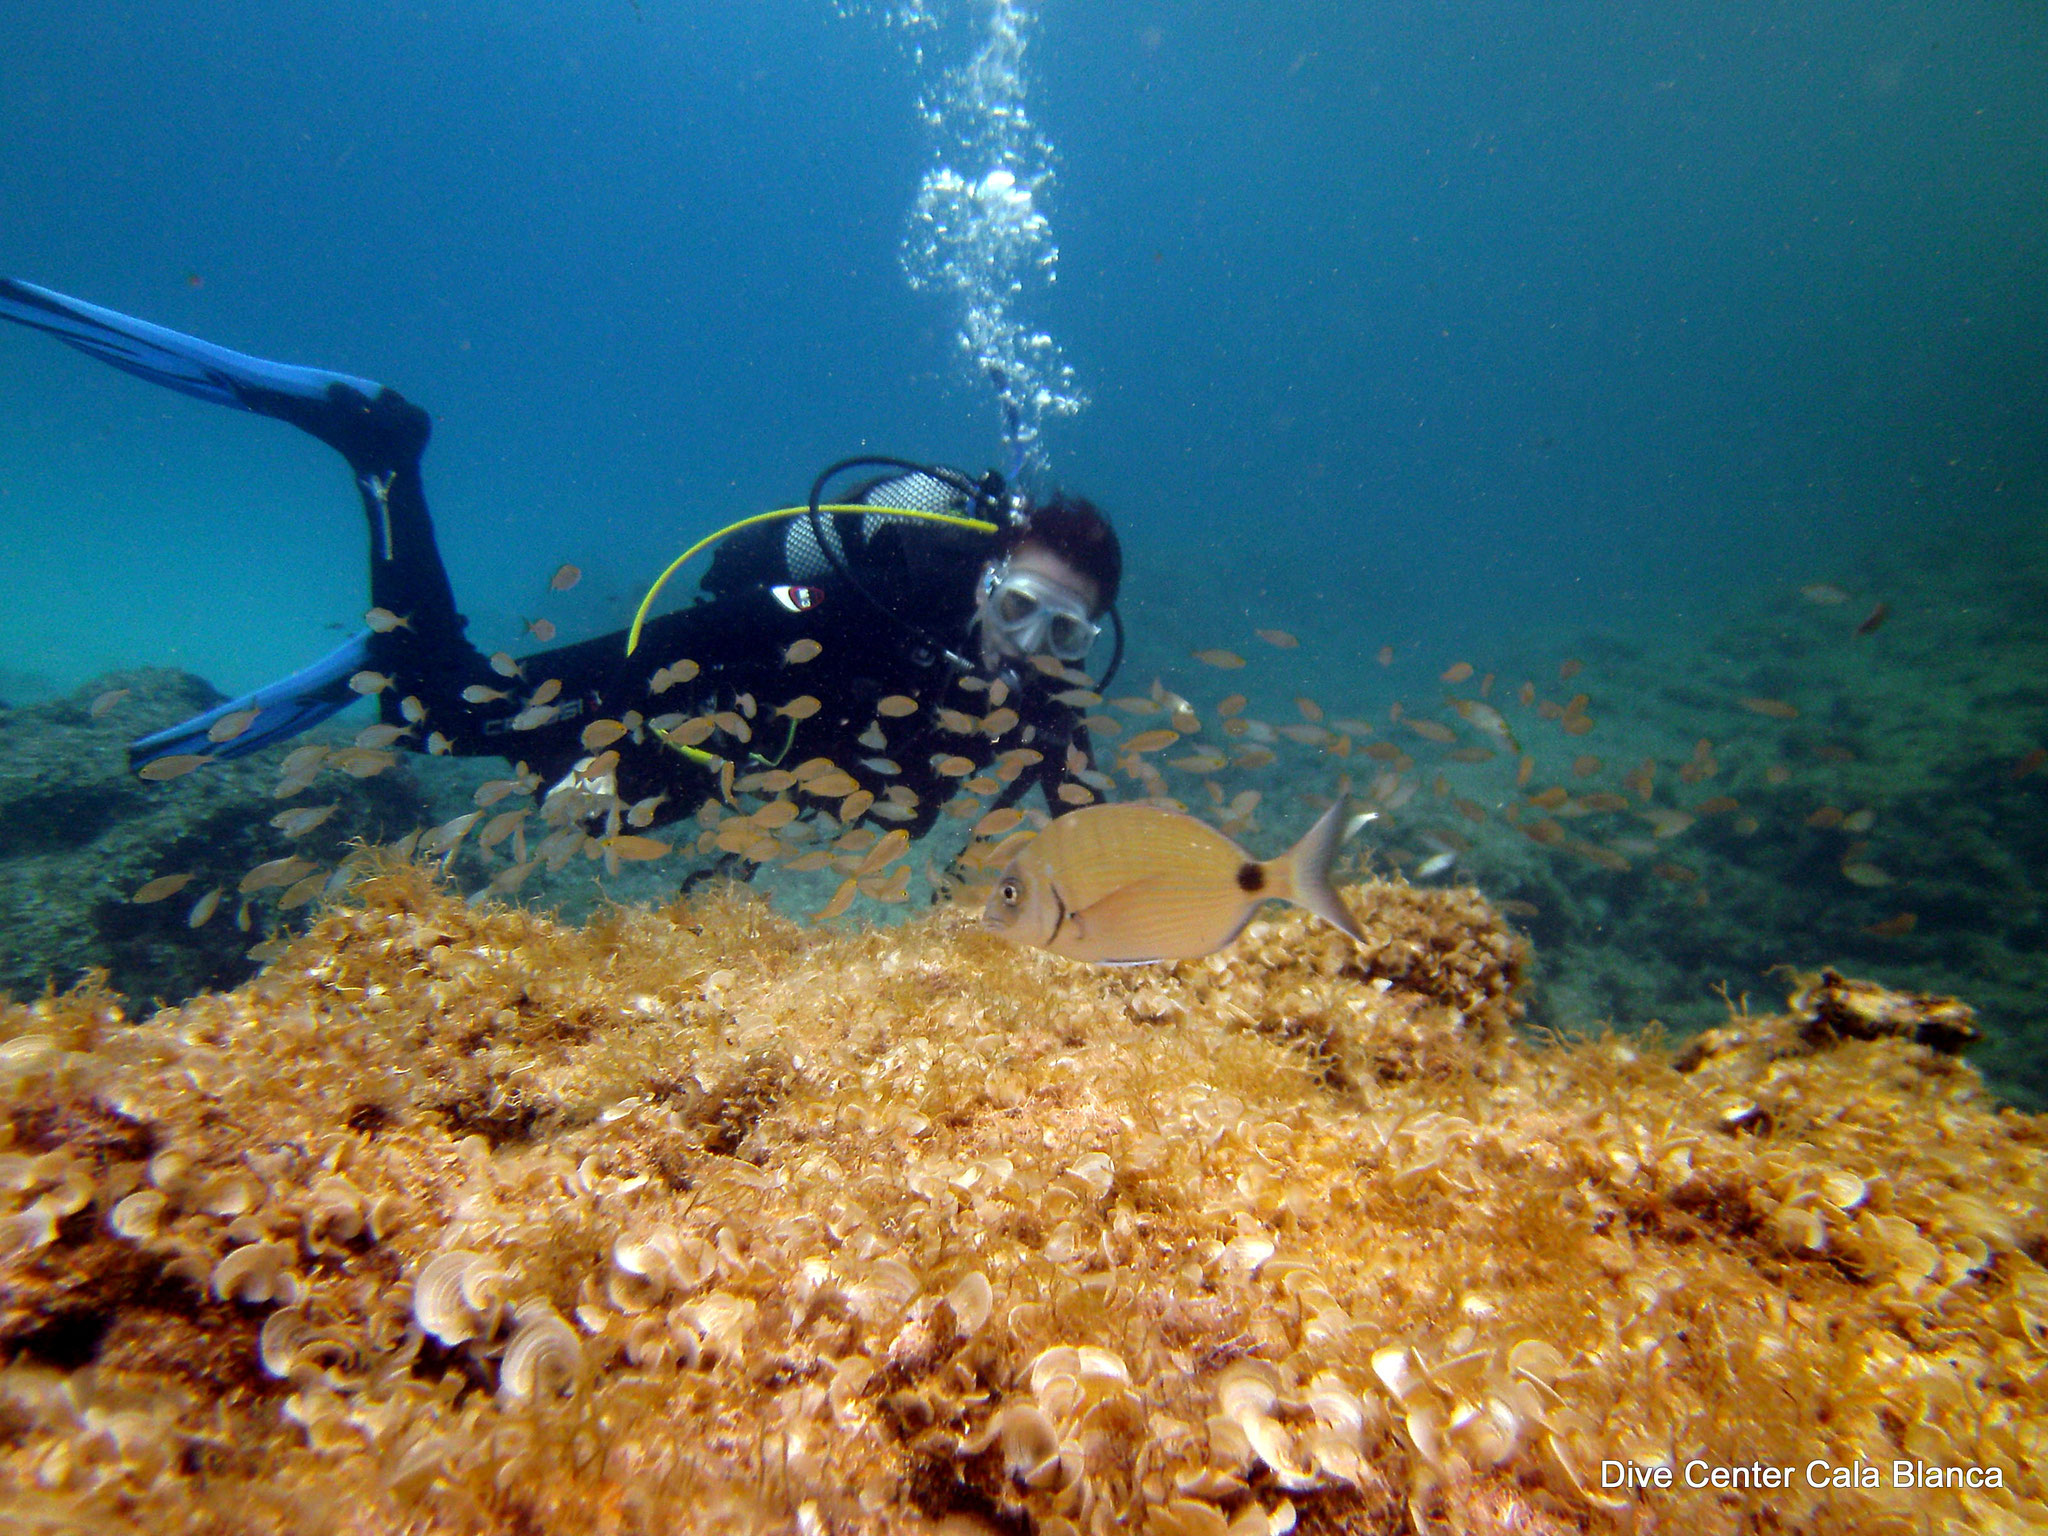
xmin=0 ymin=669 xmax=430 ymax=1011
xmin=1 ymin=865 xmax=2043 ymax=1535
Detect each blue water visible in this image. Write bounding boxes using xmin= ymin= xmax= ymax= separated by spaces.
xmin=4 ymin=0 xmax=2040 ymax=700
xmin=3 ymin=0 xmax=2046 ymax=1088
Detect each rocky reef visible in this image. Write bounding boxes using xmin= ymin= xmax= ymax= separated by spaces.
xmin=0 ymin=669 xmax=430 ymax=1010
xmin=2 ymin=864 xmax=2041 ymax=1534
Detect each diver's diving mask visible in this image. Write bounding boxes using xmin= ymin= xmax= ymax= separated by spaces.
xmin=978 ymin=561 xmax=1101 ymax=662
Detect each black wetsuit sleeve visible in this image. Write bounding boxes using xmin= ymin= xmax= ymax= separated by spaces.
xmin=378 ymin=474 xmax=1028 ymax=836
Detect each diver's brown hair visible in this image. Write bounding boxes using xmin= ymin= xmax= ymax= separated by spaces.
xmin=1003 ymin=493 xmax=1121 ymax=613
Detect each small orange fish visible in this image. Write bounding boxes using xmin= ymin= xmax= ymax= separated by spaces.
xmin=1375 ymin=645 xmax=1394 ymax=667
xmin=1448 ymin=699 xmax=1519 ymax=755
xmin=278 ymin=871 xmax=327 ymax=912
xmin=814 ymin=878 xmax=859 ymax=922
xmin=526 ymin=617 xmax=557 ymax=643
xmin=1440 ymin=662 xmax=1474 ymax=685
xmin=1800 ymin=583 xmax=1849 ymax=605
xmin=271 ymin=805 xmax=338 ymax=837
xmin=90 ymin=689 xmax=130 ymax=718
xmin=364 ymin=607 xmax=411 ymax=633
xmin=1123 ymin=729 xmax=1181 ymax=754
xmin=549 ymin=563 xmax=582 ymax=591
xmin=785 ymin=638 xmax=823 ymax=664
xmin=331 ymin=747 xmax=397 ymax=778
xmin=1854 ymin=601 xmax=1889 ymax=637
xmin=777 ymin=695 xmax=823 ymax=720
xmin=1864 ymin=913 xmax=1917 ymax=938
xmin=1643 ymin=808 xmax=1694 ymax=839
xmin=601 ymin=835 xmax=671 ymax=862
xmin=139 ymin=753 xmax=213 ymax=781
xmin=132 ymin=873 xmax=195 ymax=904
xmin=207 ymin=708 xmax=262 ymax=744
xmin=1256 ymin=628 xmax=1299 ymax=649
xmin=1739 ymin=697 xmax=1799 ymax=720
xmin=1559 ymin=659 xmax=1584 ymax=681
xmin=1193 ymin=648 xmax=1246 ymax=669
xmin=751 ymin=799 xmax=800 ymax=830
xmin=984 ymin=801 xmax=1364 ymax=964
xmin=856 ymin=828 xmax=911 ymax=877
xmin=239 ymin=856 xmax=317 ymax=894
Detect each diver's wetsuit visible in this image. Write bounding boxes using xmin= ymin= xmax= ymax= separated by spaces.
xmin=0 ymin=277 xmax=1096 ymax=839
xmin=352 ymin=402 xmax=1098 ymax=837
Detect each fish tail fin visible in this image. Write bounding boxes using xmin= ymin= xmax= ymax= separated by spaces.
xmin=1272 ymin=800 xmax=1366 ymax=943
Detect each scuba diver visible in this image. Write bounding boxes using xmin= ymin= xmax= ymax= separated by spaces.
xmin=0 ymin=277 xmax=1123 ymax=847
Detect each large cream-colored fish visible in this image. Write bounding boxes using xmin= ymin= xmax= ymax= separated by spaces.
xmin=983 ymin=801 xmax=1365 ymax=964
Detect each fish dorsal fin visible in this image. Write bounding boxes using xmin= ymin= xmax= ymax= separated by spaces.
xmin=1065 ymin=874 xmax=1253 ymax=965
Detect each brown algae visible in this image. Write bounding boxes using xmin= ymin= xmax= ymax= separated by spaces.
xmin=0 ymin=862 xmax=2043 ymax=1534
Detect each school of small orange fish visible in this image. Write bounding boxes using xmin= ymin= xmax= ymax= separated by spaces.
xmin=107 ymin=570 xmax=2035 ymax=961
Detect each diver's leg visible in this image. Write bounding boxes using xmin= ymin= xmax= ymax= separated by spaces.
xmin=0 ymin=277 xmax=483 ymax=761
xmin=0 ymin=277 xmax=466 ymax=645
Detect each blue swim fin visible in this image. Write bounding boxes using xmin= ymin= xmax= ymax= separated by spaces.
xmin=128 ymin=631 xmax=373 ymax=770
xmin=2 ymin=277 xmax=442 ymax=772
xmin=0 ymin=277 xmax=382 ymax=415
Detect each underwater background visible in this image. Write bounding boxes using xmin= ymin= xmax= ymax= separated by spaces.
xmin=2 ymin=0 xmax=2046 ymax=1090
xmin=8 ymin=7 xmax=2048 ymax=1534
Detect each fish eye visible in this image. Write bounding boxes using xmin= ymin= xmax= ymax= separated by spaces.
xmin=999 ymin=880 xmax=1020 ymax=904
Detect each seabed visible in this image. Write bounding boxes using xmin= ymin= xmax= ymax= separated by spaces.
xmin=2 ymin=861 xmax=2042 ymax=1535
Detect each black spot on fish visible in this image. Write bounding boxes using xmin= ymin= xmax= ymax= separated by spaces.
xmin=1236 ymin=861 xmax=1265 ymax=893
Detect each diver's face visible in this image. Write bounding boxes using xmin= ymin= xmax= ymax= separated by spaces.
xmin=976 ymin=542 xmax=1103 ymax=669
